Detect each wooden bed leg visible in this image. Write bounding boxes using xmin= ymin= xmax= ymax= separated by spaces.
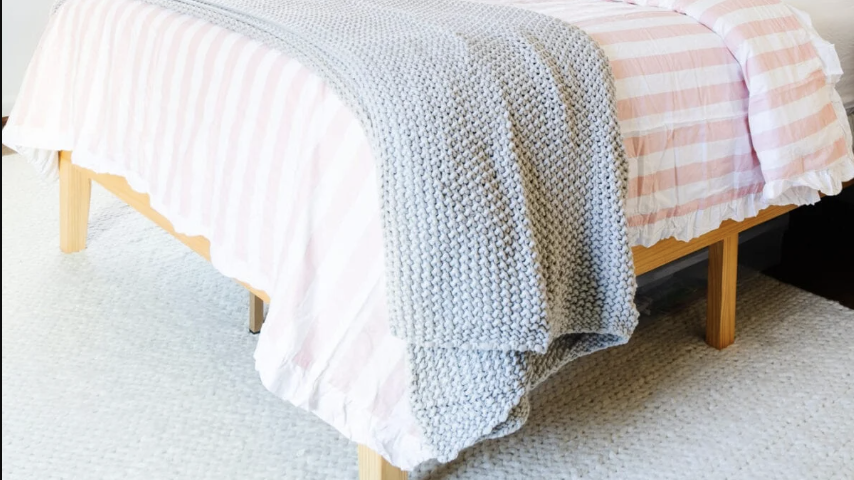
xmin=59 ymin=153 xmax=92 ymax=253
xmin=249 ymin=292 xmax=265 ymax=334
xmin=706 ymin=232 xmax=738 ymax=350
xmin=358 ymin=445 xmax=408 ymax=480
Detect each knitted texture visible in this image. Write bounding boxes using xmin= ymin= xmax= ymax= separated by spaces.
xmin=51 ymin=0 xmax=639 ymax=462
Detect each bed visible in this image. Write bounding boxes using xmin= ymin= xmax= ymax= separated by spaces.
xmin=3 ymin=0 xmax=853 ymax=478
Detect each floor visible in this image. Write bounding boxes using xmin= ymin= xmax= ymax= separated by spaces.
xmin=3 ymin=154 xmax=854 ymax=479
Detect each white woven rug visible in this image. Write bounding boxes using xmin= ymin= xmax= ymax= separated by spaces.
xmin=2 ymin=155 xmax=853 ymax=480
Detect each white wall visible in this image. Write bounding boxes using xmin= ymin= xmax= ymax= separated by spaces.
xmin=2 ymin=0 xmax=54 ymax=116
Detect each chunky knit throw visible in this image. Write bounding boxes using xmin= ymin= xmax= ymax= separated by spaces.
xmin=53 ymin=0 xmax=640 ymax=463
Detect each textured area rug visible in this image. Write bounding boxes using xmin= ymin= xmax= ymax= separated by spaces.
xmin=3 ymin=155 xmax=853 ymax=479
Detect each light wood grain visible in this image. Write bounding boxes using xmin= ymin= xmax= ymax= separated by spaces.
xmin=60 ymin=152 xmax=270 ymax=303
xmin=632 ymin=179 xmax=854 ymax=276
xmin=631 ymin=204 xmax=795 ymax=276
xmin=249 ymin=292 xmax=265 ymax=334
xmin=59 ymin=154 xmax=92 ymax=253
xmin=358 ymin=445 xmax=408 ymax=480
xmin=55 ymin=148 xmax=850 ymax=475
xmin=59 ymin=149 xmax=851 ymax=347
xmin=706 ymin=233 xmax=738 ymax=350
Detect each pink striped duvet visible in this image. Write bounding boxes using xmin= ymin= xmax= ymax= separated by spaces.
xmin=3 ymin=0 xmax=852 ymax=468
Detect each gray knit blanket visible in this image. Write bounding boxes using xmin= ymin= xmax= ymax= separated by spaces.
xmin=53 ymin=0 xmax=639 ymax=463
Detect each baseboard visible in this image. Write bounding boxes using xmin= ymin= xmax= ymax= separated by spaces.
xmin=2 ymin=116 xmax=13 ymax=156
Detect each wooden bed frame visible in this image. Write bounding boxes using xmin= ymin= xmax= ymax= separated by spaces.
xmin=56 ymin=150 xmax=852 ymax=480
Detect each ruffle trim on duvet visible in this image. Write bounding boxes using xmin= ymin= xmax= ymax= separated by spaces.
xmin=9 ymin=125 xmax=849 ymax=282
xmin=627 ymin=187 xmax=812 ymax=248
xmin=628 ymin=149 xmax=854 ymax=249
xmin=1 ymin=126 xmax=66 ymax=179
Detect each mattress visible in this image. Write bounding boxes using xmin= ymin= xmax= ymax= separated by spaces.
xmin=3 ymin=0 xmax=853 ymax=469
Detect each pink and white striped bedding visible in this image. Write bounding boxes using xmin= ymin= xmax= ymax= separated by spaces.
xmin=3 ymin=0 xmax=852 ymax=469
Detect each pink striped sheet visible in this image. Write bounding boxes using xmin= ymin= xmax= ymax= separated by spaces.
xmin=3 ymin=0 xmax=852 ymax=469
xmin=608 ymin=47 xmax=739 ymax=78
xmin=616 ymin=81 xmax=748 ymax=120
xmin=628 ymin=152 xmax=759 ymax=198
xmin=617 ymin=0 xmax=853 ymax=198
